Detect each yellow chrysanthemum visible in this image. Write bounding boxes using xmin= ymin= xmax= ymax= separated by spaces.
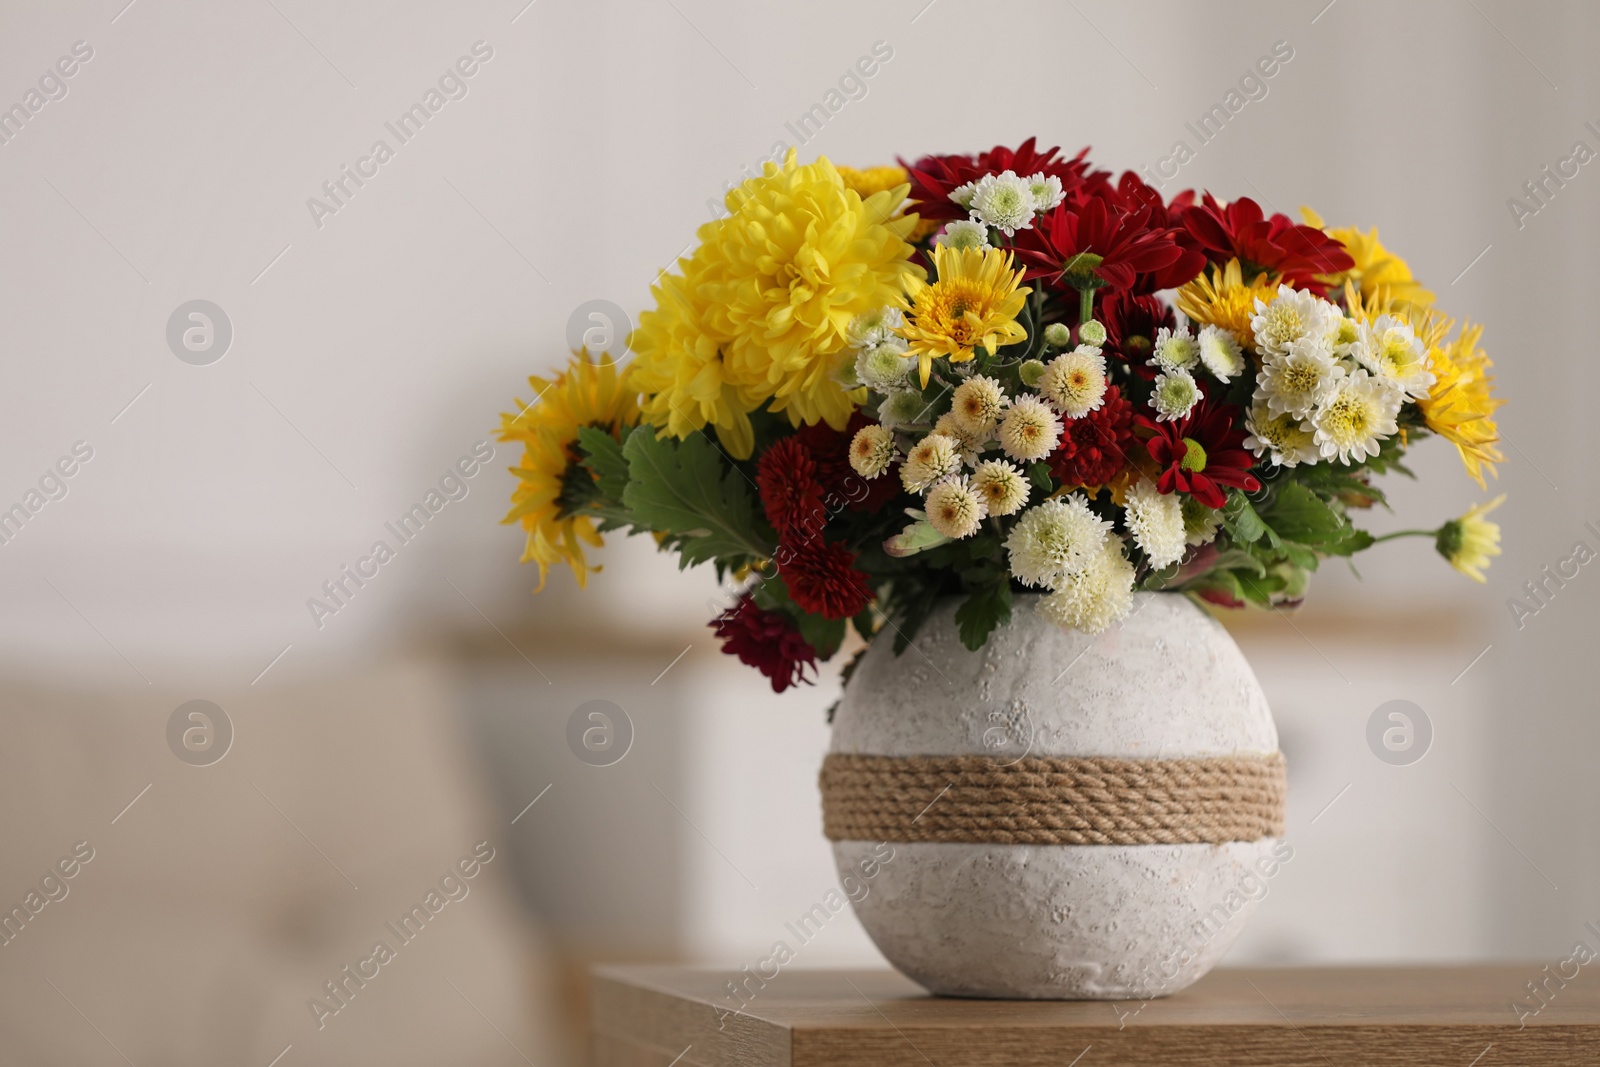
xmin=899 ymin=245 xmax=1030 ymax=386
xmin=498 ymin=350 xmax=639 ymax=591
xmin=837 ymin=164 xmax=909 ymax=201
xmin=1175 ymin=258 xmax=1277 ymax=350
xmin=697 ymin=151 xmax=923 ymax=433
xmin=1436 ymin=494 xmax=1505 ymax=583
xmin=1303 ymin=207 xmax=1435 ymax=312
xmin=629 ymin=265 xmax=762 ymax=459
xmin=1419 ymin=321 xmax=1504 ymax=487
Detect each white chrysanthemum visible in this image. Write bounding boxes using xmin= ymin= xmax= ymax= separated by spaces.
xmin=846 ymin=306 xmax=906 ymax=350
xmin=1311 ymin=369 xmax=1402 ymax=464
xmin=971 ymin=459 xmax=1030 ymax=516
xmin=1151 ymin=325 xmax=1199 ymax=371
xmin=1330 ymin=314 xmax=1361 ymax=358
xmin=1149 ymin=368 xmax=1202 ymax=421
xmin=1039 ymin=346 xmax=1108 ymax=419
xmin=1181 ymin=496 xmax=1223 ymax=547
xmin=949 ymin=181 xmax=977 ymax=210
xmin=926 ymin=476 xmax=988 ymax=539
xmin=1197 ymin=325 xmax=1246 ymax=382
xmin=877 ymin=388 xmax=931 ymax=430
xmin=1256 ymin=337 xmax=1344 ymax=419
xmin=935 ymin=219 xmax=991 ymax=252
xmin=1123 ymin=479 xmax=1186 ymax=569
xmin=1039 ymin=541 xmax=1136 ymax=634
xmin=1027 ymin=172 xmax=1065 ymax=214
xmin=951 ymin=375 xmax=1008 ymax=435
xmin=934 ymin=412 xmax=985 ymax=466
xmin=968 ymin=170 xmax=1036 ymax=236
xmin=1005 ymin=494 xmax=1111 ymax=589
xmin=998 ymin=395 xmax=1062 ymax=462
xmin=1250 ymin=286 xmax=1340 ymax=358
xmin=901 ymin=432 xmax=963 ymax=493
xmin=856 ymin=343 xmax=914 ymax=392
xmin=849 ymin=424 xmax=897 ymax=480
xmin=1352 ymin=314 xmax=1436 ymax=400
xmin=1243 ymin=400 xmax=1319 ymax=467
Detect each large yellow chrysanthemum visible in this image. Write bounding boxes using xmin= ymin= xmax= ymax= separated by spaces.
xmin=1303 ymin=207 xmax=1435 ymax=312
xmin=697 ymin=152 xmax=923 ymax=432
xmin=1419 ymin=321 xmax=1504 ymax=487
xmin=836 ymin=164 xmax=909 ymax=201
xmin=899 ymin=245 xmax=1030 ymax=386
xmin=499 ymin=350 xmax=639 ymax=591
xmin=1175 ymin=258 xmax=1277 ymax=350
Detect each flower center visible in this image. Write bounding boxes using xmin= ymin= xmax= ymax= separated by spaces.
xmin=1179 ymin=437 xmax=1208 ymax=472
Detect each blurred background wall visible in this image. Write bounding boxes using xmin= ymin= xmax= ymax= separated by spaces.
xmin=0 ymin=1 xmax=1595 ymax=1064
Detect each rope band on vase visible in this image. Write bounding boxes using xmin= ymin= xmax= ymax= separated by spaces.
xmin=820 ymin=752 xmax=1286 ymax=846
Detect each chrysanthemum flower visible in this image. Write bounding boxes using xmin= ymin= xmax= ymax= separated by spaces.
xmin=951 ymin=375 xmax=1008 ymax=435
xmin=1027 ymin=173 xmax=1066 ymax=215
xmin=1181 ymin=194 xmax=1353 ymax=289
xmin=1353 ymin=314 xmax=1436 ymax=400
xmin=877 ymin=389 xmax=933 ymax=430
xmin=1302 ymin=207 xmax=1435 ymax=312
xmin=1005 ymin=494 xmax=1111 ymax=589
xmin=999 ymin=395 xmax=1062 ymax=462
xmin=1181 ymin=496 xmax=1223 ymax=546
xmin=901 ymin=433 xmax=963 ymax=493
xmin=936 ymin=220 xmax=991 ymax=252
xmin=1256 ymin=338 xmax=1344 ymax=419
xmin=856 ymin=339 xmax=914 ymax=392
xmin=1197 ymin=325 xmax=1246 ymax=382
xmin=926 ymin=476 xmax=988 ymax=539
xmin=1136 ymin=402 xmax=1261 ymax=509
xmin=1048 ymin=385 xmax=1135 ymax=489
xmin=778 ymin=537 xmax=873 ymax=619
xmin=967 ymin=170 xmax=1037 ymax=236
xmin=499 ymin=349 xmax=640 ymax=590
xmin=934 ymin=413 xmax=986 ymax=466
xmin=757 ymin=437 xmax=826 ymax=539
xmin=1123 ymin=478 xmax=1186 ymax=569
xmin=899 ymin=245 xmax=1030 ymax=385
xmin=847 ymin=306 xmax=907 ymax=350
xmin=972 ymin=459 xmax=1030 ymax=516
xmin=1418 ymin=322 xmax=1503 ymax=487
xmin=1310 ymin=369 xmax=1402 ymax=464
xmin=1175 ymin=259 xmax=1278 ymax=350
xmin=1251 ymin=285 xmax=1341 ymax=358
xmin=1039 ymin=541 xmax=1136 ymax=634
xmin=836 ymin=164 xmax=912 ymax=201
xmin=849 ymin=424 xmax=897 ymax=480
xmin=1243 ymin=400 xmax=1319 ymax=467
xmin=1151 ymin=325 xmax=1199 ymax=371
xmin=1039 ymin=347 xmax=1108 ymax=419
xmin=1436 ymin=495 xmax=1505 ymax=583
xmin=711 ymin=595 xmax=818 ymax=693
xmin=1149 ymin=368 xmax=1202 ymax=422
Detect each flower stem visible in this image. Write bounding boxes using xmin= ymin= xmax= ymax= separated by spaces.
xmin=1078 ymin=287 xmax=1094 ymax=326
xmin=1371 ymin=528 xmax=1437 ymax=543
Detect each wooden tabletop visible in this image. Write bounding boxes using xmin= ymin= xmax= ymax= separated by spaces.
xmin=591 ymin=965 xmax=1599 ymax=1066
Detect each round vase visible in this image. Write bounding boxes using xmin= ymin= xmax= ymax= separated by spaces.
xmin=825 ymin=591 xmax=1285 ymax=1000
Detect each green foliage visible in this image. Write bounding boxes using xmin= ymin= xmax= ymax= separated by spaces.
xmin=621 ymin=429 xmax=773 ymax=568
xmin=955 ymin=580 xmax=1013 ymax=652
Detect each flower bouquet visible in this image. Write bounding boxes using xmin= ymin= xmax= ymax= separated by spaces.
xmin=499 ymin=139 xmax=1505 ymax=693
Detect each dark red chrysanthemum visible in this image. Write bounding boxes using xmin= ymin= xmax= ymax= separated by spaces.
xmin=899 ymin=138 xmax=1111 ymax=226
xmin=1013 ymin=196 xmax=1193 ymax=294
xmin=1048 ymin=386 xmax=1135 ymax=488
xmin=710 ymin=595 xmax=817 ymax=693
xmin=778 ymin=537 xmax=873 ymax=620
xmin=793 ymin=412 xmax=901 ymax=514
xmin=1181 ymin=194 xmax=1353 ymax=289
xmin=757 ymin=436 xmax=825 ymax=539
xmin=1098 ymin=290 xmax=1176 ymax=373
xmin=1135 ymin=401 xmax=1260 ymax=510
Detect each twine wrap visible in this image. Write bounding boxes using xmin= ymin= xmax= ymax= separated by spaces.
xmin=820 ymin=752 xmax=1286 ymax=846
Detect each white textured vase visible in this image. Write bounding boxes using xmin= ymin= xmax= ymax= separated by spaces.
xmin=828 ymin=591 xmax=1284 ymax=1000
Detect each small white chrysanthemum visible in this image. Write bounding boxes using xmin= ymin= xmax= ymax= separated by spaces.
xmin=1039 ymin=346 xmax=1108 ymax=419
xmin=968 ymin=170 xmax=1036 ymax=236
xmin=925 ymin=476 xmax=988 ymax=539
xmin=1353 ymin=314 xmax=1436 ymax=400
xmin=998 ymin=395 xmax=1062 ymax=462
xmin=1005 ymin=494 xmax=1111 ymax=589
xmin=951 ymin=375 xmax=1008 ymax=435
xmin=1250 ymin=286 xmax=1340 ymax=359
xmin=856 ymin=343 xmax=914 ymax=392
xmin=846 ymin=306 xmax=906 ymax=350
xmin=1330 ymin=314 xmax=1361 ymax=358
xmin=949 ymin=181 xmax=978 ymax=210
xmin=1197 ymin=325 xmax=1246 ymax=382
xmin=1149 ymin=368 xmax=1202 ymax=421
xmin=849 ymin=424 xmax=897 ymax=480
xmin=1151 ymin=324 xmax=1200 ymax=371
xmin=971 ymin=459 xmax=1030 ymax=516
xmin=1026 ymin=172 xmax=1065 ymax=214
xmin=901 ymin=432 xmax=963 ymax=493
xmin=1039 ymin=541 xmax=1136 ymax=634
xmin=1123 ymin=479 xmax=1186 ymax=569
xmin=935 ymin=219 xmax=991 ymax=252
xmin=934 ymin=412 xmax=985 ymax=466
xmin=1181 ymin=496 xmax=1223 ymax=547
xmin=1311 ymin=369 xmax=1402 ymax=464
xmin=877 ymin=388 xmax=931 ymax=430
xmin=1243 ymin=400 xmax=1319 ymax=467
xmin=1256 ymin=337 xmax=1344 ymax=419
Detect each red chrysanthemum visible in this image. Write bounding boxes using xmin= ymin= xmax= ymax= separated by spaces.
xmin=899 ymin=138 xmax=1111 ymax=226
xmin=1135 ymin=401 xmax=1261 ymax=509
xmin=778 ymin=537 xmax=873 ymax=620
xmin=1013 ymin=196 xmax=1194 ymax=294
xmin=1181 ymin=194 xmax=1353 ymax=289
xmin=757 ymin=436 xmax=825 ymax=539
xmin=1048 ymin=385 xmax=1135 ymax=488
xmin=710 ymin=595 xmax=817 ymax=693
xmin=1109 ymin=173 xmax=1206 ymax=292
xmin=793 ymin=412 xmax=902 ymax=514
xmin=1098 ymin=290 xmax=1176 ymax=373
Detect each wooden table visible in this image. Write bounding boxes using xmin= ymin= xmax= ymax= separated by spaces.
xmin=592 ymin=965 xmax=1599 ymax=1066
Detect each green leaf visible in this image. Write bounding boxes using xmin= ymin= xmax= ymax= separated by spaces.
xmin=1027 ymin=462 xmax=1055 ymax=495
xmin=797 ymin=613 xmax=847 ymax=660
xmin=621 ymin=429 xmax=772 ymax=567
xmin=577 ymin=425 xmax=633 ymax=501
xmin=885 ymin=512 xmax=951 ymax=558
xmin=851 ymin=607 xmax=877 ymax=643
xmin=1222 ymin=490 xmax=1268 ymax=544
xmin=1260 ymin=482 xmax=1349 ymax=545
xmin=954 ymin=581 xmax=1013 ymax=652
